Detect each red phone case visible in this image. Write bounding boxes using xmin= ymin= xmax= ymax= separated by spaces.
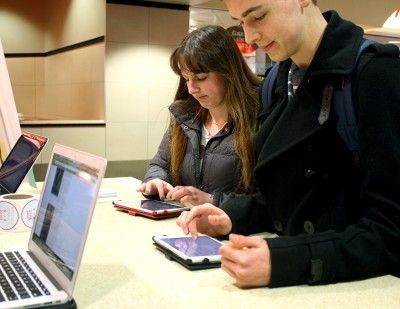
xmin=112 ymin=200 xmax=185 ymax=219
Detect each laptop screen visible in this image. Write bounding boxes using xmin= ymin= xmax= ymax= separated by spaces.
xmin=32 ymin=152 xmax=99 ymax=280
xmin=0 ymin=132 xmax=48 ymax=193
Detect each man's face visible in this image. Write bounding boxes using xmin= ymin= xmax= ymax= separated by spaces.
xmin=225 ymin=0 xmax=306 ymax=62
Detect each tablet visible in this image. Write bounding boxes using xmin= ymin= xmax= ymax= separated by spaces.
xmin=112 ymin=199 xmax=190 ymax=219
xmin=0 ymin=131 xmax=48 ymax=194
xmin=152 ymin=235 xmax=224 ymax=270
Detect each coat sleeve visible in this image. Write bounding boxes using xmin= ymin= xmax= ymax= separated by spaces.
xmin=213 ymin=191 xmax=255 ymax=207
xmin=220 ymin=191 xmax=274 ymax=235
xmin=265 ymin=49 xmax=400 ymax=287
xmin=142 ymin=126 xmax=172 ymax=184
xmin=212 ymin=191 xmax=239 ymax=207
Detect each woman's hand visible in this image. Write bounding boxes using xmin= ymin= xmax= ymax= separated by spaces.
xmin=136 ymin=178 xmax=173 ymax=200
xmin=166 ymin=186 xmax=213 ymax=205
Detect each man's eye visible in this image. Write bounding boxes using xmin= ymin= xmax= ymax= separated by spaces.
xmin=254 ymin=13 xmax=266 ymax=21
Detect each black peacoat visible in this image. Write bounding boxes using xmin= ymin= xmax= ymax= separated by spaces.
xmin=220 ymin=11 xmax=400 ymax=287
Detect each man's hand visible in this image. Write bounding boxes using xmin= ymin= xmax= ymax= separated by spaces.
xmin=220 ymin=234 xmax=271 ymax=288
xmin=176 ymin=204 xmax=232 ymax=239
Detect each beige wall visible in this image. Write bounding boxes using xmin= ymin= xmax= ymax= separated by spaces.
xmin=2 ymin=0 xmax=105 ymax=122
xmin=11 ymin=3 xmax=190 ymax=176
xmin=0 ymin=0 xmax=105 ymax=53
xmin=1 ymin=1 xmax=190 ymax=177
xmin=45 ymin=0 xmax=105 ymax=51
xmin=318 ymin=0 xmax=399 ymax=28
xmin=105 ymin=4 xmax=189 ymax=163
xmin=6 ymin=43 xmax=104 ymax=121
xmin=0 ymin=0 xmax=106 ymax=167
xmin=22 ymin=126 xmax=106 ymax=166
xmin=0 ymin=0 xmax=45 ymax=53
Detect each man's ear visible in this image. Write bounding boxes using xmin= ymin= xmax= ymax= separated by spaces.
xmin=300 ymin=0 xmax=313 ymax=9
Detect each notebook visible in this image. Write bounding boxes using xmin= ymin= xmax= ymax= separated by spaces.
xmin=0 ymin=143 xmax=107 ymax=308
xmin=0 ymin=131 xmax=48 ymax=195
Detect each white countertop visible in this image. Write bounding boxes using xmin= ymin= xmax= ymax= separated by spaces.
xmin=1 ymin=177 xmax=399 ymax=309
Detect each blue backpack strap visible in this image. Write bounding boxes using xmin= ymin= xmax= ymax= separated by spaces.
xmin=260 ymin=63 xmax=279 ymax=110
xmin=332 ymin=38 xmax=375 ymax=155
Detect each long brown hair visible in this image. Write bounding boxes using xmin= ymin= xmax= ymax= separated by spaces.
xmin=169 ymin=25 xmax=260 ymax=193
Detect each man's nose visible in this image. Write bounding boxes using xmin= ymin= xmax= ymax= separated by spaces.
xmin=243 ymin=24 xmax=260 ymax=45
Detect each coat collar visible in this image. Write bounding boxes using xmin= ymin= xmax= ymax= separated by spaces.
xmin=308 ymin=10 xmax=364 ymax=77
xmin=169 ymin=103 xmax=202 ymax=130
xmin=169 ymin=102 xmax=233 ymax=133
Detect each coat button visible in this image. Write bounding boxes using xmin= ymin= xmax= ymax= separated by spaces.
xmin=304 ymin=221 xmax=315 ymax=234
xmin=304 ymin=170 xmax=317 ymax=178
xmin=274 ymin=220 xmax=283 ymax=232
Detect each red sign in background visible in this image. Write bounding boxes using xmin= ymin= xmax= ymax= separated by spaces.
xmin=227 ymin=26 xmax=257 ymax=54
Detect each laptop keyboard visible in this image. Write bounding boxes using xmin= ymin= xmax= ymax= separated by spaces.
xmin=0 ymin=251 xmax=51 ymax=303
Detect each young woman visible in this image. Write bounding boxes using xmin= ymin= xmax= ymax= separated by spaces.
xmin=137 ymin=25 xmax=260 ymax=206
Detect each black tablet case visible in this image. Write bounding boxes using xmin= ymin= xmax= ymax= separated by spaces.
xmin=152 ymin=237 xmax=221 ymax=270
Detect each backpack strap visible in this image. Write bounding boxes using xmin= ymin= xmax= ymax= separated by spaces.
xmin=330 ymin=38 xmax=376 ymax=155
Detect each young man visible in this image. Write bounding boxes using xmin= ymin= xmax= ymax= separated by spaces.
xmin=177 ymin=0 xmax=400 ymax=288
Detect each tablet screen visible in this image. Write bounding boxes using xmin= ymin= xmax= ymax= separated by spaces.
xmin=114 ymin=199 xmax=188 ymax=213
xmin=0 ymin=132 xmax=48 ymax=193
xmin=140 ymin=200 xmax=185 ymax=211
xmin=156 ymin=235 xmax=223 ymax=258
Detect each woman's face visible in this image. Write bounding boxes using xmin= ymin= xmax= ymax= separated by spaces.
xmin=181 ymin=71 xmax=227 ymax=110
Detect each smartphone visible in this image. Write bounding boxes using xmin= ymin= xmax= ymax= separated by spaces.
xmin=112 ymin=199 xmax=190 ymax=219
xmin=152 ymin=235 xmax=224 ymax=268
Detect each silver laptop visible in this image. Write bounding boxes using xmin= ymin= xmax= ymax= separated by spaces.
xmin=0 ymin=144 xmax=107 ymax=308
xmin=0 ymin=131 xmax=48 ymax=195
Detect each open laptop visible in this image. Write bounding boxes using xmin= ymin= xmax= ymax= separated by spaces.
xmin=0 ymin=131 xmax=48 ymax=195
xmin=0 ymin=144 xmax=107 ymax=308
